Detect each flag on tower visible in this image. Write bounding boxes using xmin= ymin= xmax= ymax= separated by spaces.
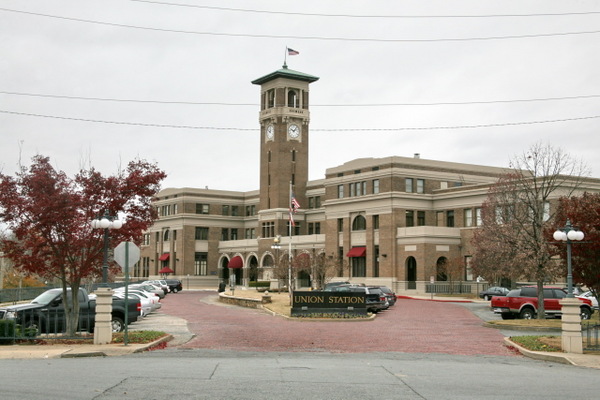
xmin=287 ymin=48 xmax=300 ymax=56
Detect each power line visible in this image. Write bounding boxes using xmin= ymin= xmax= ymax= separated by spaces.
xmin=1 ymin=109 xmax=598 ymax=131
xmin=2 ymin=90 xmax=600 ymax=107
xmin=2 ymin=7 xmax=600 ymax=42
xmin=131 ymin=1 xmax=600 ymax=19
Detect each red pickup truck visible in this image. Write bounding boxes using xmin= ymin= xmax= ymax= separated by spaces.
xmin=491 ymin=286 xmax=593 ymax=320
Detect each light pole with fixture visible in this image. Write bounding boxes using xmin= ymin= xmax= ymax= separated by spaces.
xmin=553 ymin=219 xmax=584 ymax=298
xmin=91 ymin=211 xmax=123 ymax=287
xmin=553 ymin=219 xmax=585 ymax=354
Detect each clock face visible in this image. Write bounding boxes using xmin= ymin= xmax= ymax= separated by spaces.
xmin=266 ymin=125 xmax=274 ymax=140
xmin=288 ymin=124 xmax=300 ymax=139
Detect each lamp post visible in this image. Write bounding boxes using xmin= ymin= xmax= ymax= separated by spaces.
xmin=91 ymin=211 xmax=123 ymax=287
xmin=553 ymin=219 xmax=584 ymax=298
xmin=271 ymin=235 xmax=281 ymax=283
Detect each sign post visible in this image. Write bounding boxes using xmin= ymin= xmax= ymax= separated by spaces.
xmin=114 ymin=241 xmax=140 ymax=346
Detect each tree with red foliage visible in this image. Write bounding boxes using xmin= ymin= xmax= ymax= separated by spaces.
xmin=552 ymin=192 xmax=600 ymax=305
xmin=0 ymin=155 xmax=166 ymax=335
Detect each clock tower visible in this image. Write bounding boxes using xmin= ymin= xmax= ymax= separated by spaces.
xmin=252 ymin=64 xmax=319 ymax=236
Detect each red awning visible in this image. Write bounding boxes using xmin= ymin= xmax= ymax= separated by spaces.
xmin=228 ymin=256 xmax=243 ymax=268
xmin=159 ymin=267 xmax=174 ymax=274
xmin=159 ymin=253 xmax=170 ymax=261
xmin=346 ymin=247 xmax=366 ymax=257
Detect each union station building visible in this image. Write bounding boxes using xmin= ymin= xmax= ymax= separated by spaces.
xmin=138 ymin=65 xmax=599 ymax=294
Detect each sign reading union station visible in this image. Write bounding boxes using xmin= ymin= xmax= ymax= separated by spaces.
xmin=291 ymin=291 xmax=367 ymax=317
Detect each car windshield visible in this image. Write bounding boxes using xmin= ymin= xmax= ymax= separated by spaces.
xmin=30 ymin=290 xmax=62 ymax=305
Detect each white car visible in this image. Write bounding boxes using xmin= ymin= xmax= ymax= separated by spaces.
xmin=113 ymin=292 xmax=152 ymax=317
xmin=143 ymin=280 xmax=169 ymax=294
xmin=577 ymin=291 xmax=599 ymax=310
xmin=114 ymin=288 xmax=162 ymax=311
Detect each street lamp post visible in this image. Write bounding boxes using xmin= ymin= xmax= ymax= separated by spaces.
xmin=91 ymin=211 xmax=123 ymax=287
xmin=553 ymin=219 xmax=584 ymax=298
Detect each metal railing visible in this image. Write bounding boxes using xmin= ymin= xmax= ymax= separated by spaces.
xmin=0 ymin=308 xmax=95 ymax=343
xmin=426 ymin=283 xmax=473 ymax=294
xmin=583 ymin=322 xmax=600 ymax=351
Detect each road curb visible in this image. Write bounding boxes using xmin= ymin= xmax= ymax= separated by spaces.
xmin=503 ymin=337 xmax=574 ymax=366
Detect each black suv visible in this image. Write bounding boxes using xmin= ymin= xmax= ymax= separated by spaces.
xmin=328 ymin=285 xmax=388 ymax=313
xmin=165 ymin=279 xmax=183 ymax=293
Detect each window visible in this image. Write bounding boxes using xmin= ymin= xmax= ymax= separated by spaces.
xmin=195 ymin=227 xmax=209 ymax=240
xmin=308 ymin=197 xmax=314 ymax=209
xmin=349 ymin=183 xmax=355 ymax=197
xmin=447 ymin=210 xmax=455 ymax=227
xmin=245 ymin=228 xmax=256 ymax=239
xmin=406 ymin=210 xmax=414 ymax=227
xmin=222 ymin=205 xmax=229 ymax=216
xmin=338 ymin=185 xmax=344 ymax=198
xmin=230 ymin=229 xmax=238 ymax=240
xmin=543 ymin=201 xmax=550 ymax=222
xmin=405 ymin=178 xmax=413 ymax=193
xmin=246 ymin=205 xmax=256 ymax=216
xmin=221 ymin=228 xmax=229 ymax=241
xmin=163 ymin=229 xmax=170 ymax=241
xmin=308 ymin=222 xmax=321 ymax=235
xmin=231 ymin=206 xmax=239 ymax=216
xmin=351 ymin=258 xmax=366 ymax=278
xmin=352 ymin=215 xmax=366 ymax=231
xmin=373 ymin=179 xmax=380 ymax=194
xmin=196 ymin=203 xmax=209 ymax=214
xmin=287 ymin=89 xmax=298 ymax=108
xmin=267 ymin=89 xmax=275 ymax=108
xmin=337 ymin=218 xmax=344 ymax=232
xmin=262 ymin=222 xmax=274 ymax=238
xmin=465 ymin=209 xmax=473 ymax=227
xmin=417 ymin=179 xmax=425 ymax=194
xmin=417 ymin=211 xmax=425 ymax=226
xmin=142 ymin=234 xmax=150 ymax=246
xmin=476 ymin=208 xmax=482 ymax=226
xmin=315 ymin=196 xmax=321 ymax=208
xmin=194 ymin=253 xmax=207 ymax=276
xmin=373 ymin=215 xmax=379 ymax=229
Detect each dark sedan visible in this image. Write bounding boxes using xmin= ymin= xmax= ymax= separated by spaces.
xmin=479 ymin=286 xmax=510 ymax=301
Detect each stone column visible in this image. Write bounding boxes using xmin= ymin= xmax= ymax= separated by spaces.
xmin=93 ymin=288 xmax=113 ymax=345
xmin=560 ymin=298 xmax=583 ymax=354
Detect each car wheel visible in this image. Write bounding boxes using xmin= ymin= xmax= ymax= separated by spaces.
xmin=519 ymin=308 xmax=535 ymax=320
xmin=580 ymin=307 xmax=592 ymax=320
xmin=111 ymin=316 xmax=125 ymax=333
xmin=172 ymin=287 xmax=178 ymax=293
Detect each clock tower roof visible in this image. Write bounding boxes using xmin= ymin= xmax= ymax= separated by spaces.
xmin=251 ymin=64 xmax=319 ymax=85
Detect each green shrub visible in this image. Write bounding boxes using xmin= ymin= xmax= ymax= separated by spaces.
xmin=0 ymin=320 xmax=16 ymax=345
xmin=248 ymin=281 xmax=270 ymax=288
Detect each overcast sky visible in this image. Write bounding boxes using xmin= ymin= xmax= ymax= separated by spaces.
xmin=1 ymin=1 xmax=599 ymax=192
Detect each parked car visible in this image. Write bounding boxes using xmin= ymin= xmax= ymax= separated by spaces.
xmin=577 ymin=291 xmax=599 ymax=310
xmin=323 ymin=281 xmax=351 ymax=291
xmin=371 ymin=285 xmax=397 ymax=306
xmin=479 ymin=286 xmax=510 ymax=301
xmin=165 ymin=279 xmax=183 ymax=293
xmin=491 ymin=286 xmax=594 ymax=320
xmin=328 ymin=285 xmax=388 ymax=313
xmin=113 ymin=292 xmax=152 ymax=317
xmin=143 ymin=280 xmax=169 ymax=295
xmin=130 ymin=284 xmax=165 ymax=299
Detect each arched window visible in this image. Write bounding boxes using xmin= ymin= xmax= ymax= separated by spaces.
xmin=406 ymin=257 xmax=417 ymax=289
xmin=352 ymin=215 xmax=366 ymax=231
xmin=163 ymin=229 xmax=170 ymax=241
xmin=287 ymin=90 xmax=298 ymax=108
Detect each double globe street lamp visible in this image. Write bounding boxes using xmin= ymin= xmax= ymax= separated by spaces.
xmin=553 ymin=219 xmax=584 ymax=298
xmin=91 ymin=211 xmax=123 ymax=286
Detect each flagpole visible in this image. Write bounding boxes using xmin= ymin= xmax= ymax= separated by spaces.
xmin=288 ymin=180 xmax=293 ymax=303
xmin=284 ymin=46 xmax=287 ymax=67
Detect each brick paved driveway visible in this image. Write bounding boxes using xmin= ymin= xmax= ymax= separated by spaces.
xmin=159 ymin=291 xmax=516 ymax=357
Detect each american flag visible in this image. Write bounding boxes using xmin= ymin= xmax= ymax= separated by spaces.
xmin=287 ymin=48 xmax=299 ymax=56
xmin=291 ymin=195 xmax=300 ymax=212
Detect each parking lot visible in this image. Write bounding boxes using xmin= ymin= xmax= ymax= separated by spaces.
xmin=152 ymin=290 xmax=517 ymax=356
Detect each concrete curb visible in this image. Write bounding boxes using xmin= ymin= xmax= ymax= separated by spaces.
xmin=503 ymin=337 xmax=574 ymax=366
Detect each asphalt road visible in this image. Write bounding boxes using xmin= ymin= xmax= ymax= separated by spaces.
xmin=2 ymin=291 xmax=590 ymax=400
